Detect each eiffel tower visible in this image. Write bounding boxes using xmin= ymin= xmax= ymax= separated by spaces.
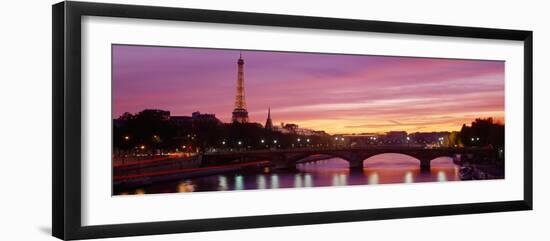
xmin=231 ymin=52 xmax=249 ymax=123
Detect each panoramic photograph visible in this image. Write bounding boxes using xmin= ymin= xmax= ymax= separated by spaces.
xmin=112 ymin=45 xmax=505 ymax=195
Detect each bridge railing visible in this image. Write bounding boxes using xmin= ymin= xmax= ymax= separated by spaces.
xmin=203 ymin=145 xmax=494 ymax=155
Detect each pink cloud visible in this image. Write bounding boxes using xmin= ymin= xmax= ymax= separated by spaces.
xmin=113 ymin=45 xmax=504 ymax=134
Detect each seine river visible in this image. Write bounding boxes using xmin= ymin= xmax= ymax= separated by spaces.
xmin=117 ymin=153 xmax=461 ymax=195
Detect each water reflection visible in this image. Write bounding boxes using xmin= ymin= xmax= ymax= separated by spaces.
xmin=235 ymin=175 xmax=243 ymax=190
xmin=257 ymin=175 xmax=266 ymax=189
xmin=117 ymin=154 xmax=462 ymax=194
xmin=218 ymin=176 xmax=228 ymax=191
xmin=338 ymin=174 xmax=347 ymax=186
xmin=294 ymin=174 xmax=303 ymax=188
xmin=331 ymin=175 xmax=339 ymax=186
xmin=271 ymin=174 xmax=279 ymax=189
xmin=304 ymin=174 xmax=313 ymax=187
xmin=368 ymin=172 xmax=379 ymax=185
xmin=177 ymin=181 xmax=194 ymax=192
xmin=437 ymin=171 xmax=447 ymax=182
xmin=404 ymin=171 xmax=413 ymax=183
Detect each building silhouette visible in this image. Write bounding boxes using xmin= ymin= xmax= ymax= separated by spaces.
xmin=231 ymin=52 xmax=249 ymax=123
xmin=171 ymin=111 xmax=222 ymax=126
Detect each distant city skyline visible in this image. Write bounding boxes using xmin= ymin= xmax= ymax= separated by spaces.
xmin=113 ymin=45 xmax=504 ymax=134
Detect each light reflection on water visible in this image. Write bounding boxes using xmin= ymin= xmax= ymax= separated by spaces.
xmin=119 ymin=154 xmax=461 ymax=195
xmin=271 ymin=174 xmax=279 ymax=189
xmin=218 ymin=176 xmax=228 ymax=191
xmin=235 ymin=175 xmax=243 ymax=190
xmin=257 ymin=175 xmax=267 ymax=189
xmin=437 ymin=171 xmax=447 ymax=182
xmin=368 ymin=172 xmax=379 ymax=185
xmin=404 ymin=171 xmax=413 ymax=183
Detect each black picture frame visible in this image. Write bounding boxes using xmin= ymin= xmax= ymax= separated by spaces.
xmin=52 ymin=1 xmax=533 ymax=240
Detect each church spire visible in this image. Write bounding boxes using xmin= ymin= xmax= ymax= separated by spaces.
xmin=265 ymin=107 xmax=273 ymax=130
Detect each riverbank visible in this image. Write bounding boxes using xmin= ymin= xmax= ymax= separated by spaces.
xmin=113 ymin=154 xmax=336 ymax=192
xmin=113 ymin=161 xmax=270 ymax=191
xmin=471 ymin=164 xmax=505 ymax=179
xmin=113 ymin=155 xmax=201 ymax=176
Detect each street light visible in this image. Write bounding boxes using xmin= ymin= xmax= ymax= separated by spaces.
xmin=261 ymin=139 xmax=265 ymax=143
xmin=238 ymin=141 xmax=242 ymax=145
xmin=297 ymin=138 xmax=301 ymax=142
xmin=124 ymin=136 xmax=130 ymax=140
xmin=273 ymin=140 xmax=278 ymax=144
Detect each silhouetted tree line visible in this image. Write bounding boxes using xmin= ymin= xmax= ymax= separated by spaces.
xmin=460 ymin=118 xmax=504 ymax=148
xmin=113 ymin=110 xmax=176 ymax=153
xmin=113 ymin=110 xmax=504 ymax=155
xmin=113 ymin=110 xmax=334 ymax=154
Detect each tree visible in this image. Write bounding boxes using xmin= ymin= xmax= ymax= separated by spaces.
xmin=447 ymin=131 xmax=463 ymax=147
xmin=460 ymin=118 xmax=504 ymax=148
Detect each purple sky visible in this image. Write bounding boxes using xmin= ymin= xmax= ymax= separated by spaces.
xmin=113 ymin=45 xmax=504 ymax=134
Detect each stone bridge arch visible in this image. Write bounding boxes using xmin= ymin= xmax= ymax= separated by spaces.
xmin=362 ymin=152 xmax=423 ymax=166
xmin=271 ymin=150 xmax=460 ymax=170
xmin=291 ymin=150 xmax=462 ymax=170
xmin=201 ymin=147 xmax=495 ymax=170
xmin=359 ymin=151 xmax=458 ymax=170
xmin=280 ymin=151 xmax=367 ymax=169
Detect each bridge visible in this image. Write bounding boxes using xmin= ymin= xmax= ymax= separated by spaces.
xmin=199 ymin=146 xmax=497 ymax=170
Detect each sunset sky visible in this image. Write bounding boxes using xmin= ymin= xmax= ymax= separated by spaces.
xmin=112 ymin=45 xmax=504 ymax=134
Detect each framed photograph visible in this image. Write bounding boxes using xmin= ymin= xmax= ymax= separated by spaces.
xmin=52 ymin=1 xmax=533 ymax=240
